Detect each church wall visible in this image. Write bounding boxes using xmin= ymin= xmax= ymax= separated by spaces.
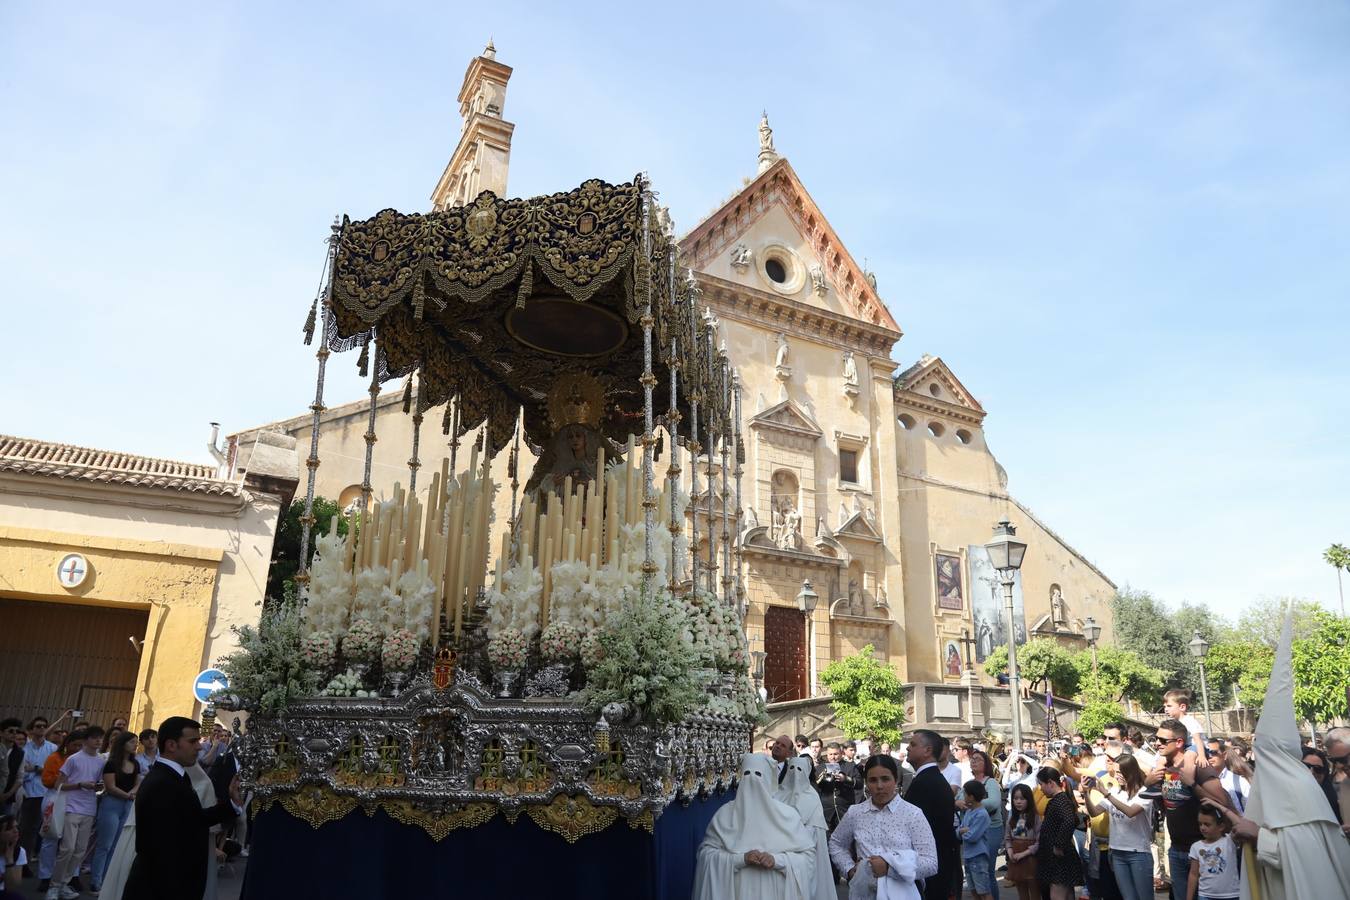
xmin=893 ymin=440 xmax=1116 ymax=683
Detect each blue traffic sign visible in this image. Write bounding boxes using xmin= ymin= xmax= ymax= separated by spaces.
xmin=194 ymin=668 xmax=229 ymax=703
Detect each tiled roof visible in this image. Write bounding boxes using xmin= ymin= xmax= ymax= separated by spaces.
xmin=0 ymin=434 xmax=241 ymax=497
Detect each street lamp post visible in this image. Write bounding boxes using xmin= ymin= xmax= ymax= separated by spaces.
xmin=797 ymin=580 xmax=820 ymax=698
xmin=1083 ymin=616 xmax=1102 ymax=690
xmin=985 ymin=520 xmax=1028 ymax=752
xmin=1188 ymin=630 xmax=1213 ymax=738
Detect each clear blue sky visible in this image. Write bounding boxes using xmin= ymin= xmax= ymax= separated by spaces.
xmin=3 ymin=2 xmax=1348 ymax=619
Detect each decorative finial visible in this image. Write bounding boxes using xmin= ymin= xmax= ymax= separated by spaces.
xmin=483 ymin=37 xmax=496 ymax=59
xmin=757 ymin=111 xmax=779 ymax=174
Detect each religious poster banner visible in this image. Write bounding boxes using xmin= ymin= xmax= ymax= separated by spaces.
xmin=967 ymin=544 xmax=1027 ymax=663
xmin=934 ymin=552 xmax=963 ymax=610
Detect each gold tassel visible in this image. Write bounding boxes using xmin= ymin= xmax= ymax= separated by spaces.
xmin=412 ymin=269 xmax=426 ymax=322
xmin=515 ymin=261 xmax=533 ymax=308
xmin=402 ymin=378 xmax=413 ymax=414
xmin=357 ymin=337 xmax=370 ymax=377
xmin=442 ymin=403 xmax=453 ymax=435
xmin=302 ymin=299 xmax=317 ymax=346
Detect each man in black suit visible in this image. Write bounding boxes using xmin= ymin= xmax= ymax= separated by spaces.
xmin=903 ymin=729 xmax=958 ymax=900
xmin=769 ymin=734 xmax=793 ymax=784
xmin=813 ymin=742 xmax=861 ymax=832
xmin=122 ymin=716 xmax=241 ymax=900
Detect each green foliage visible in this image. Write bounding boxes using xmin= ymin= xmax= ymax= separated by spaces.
xmin=819 ymin=645 xmax=906 ymax=745
xmin=268 ymin=497 xmax=351 ymax=600
xmin=580 ymin=592 xmax=704 ymax=724
xmin=1109 ymin=588 xmax=1225 ymax=694
xmin=215 ymin=585 xmax=322 ymax=714
xmin=1231 ymin=597 xmax=1325 ymax=648
xmin=1073 ymin=692 xmax=1125 ymax=741
xmin=981 ymin=638 xmax=1080 ymax=697
xmin=1292 ymin=611 xmax=1350 ymax=724
xmin=1202 ymin=640 xmax=1274 ymax=711
xmin=1071 ymin=645 xmax=1166 ymax=707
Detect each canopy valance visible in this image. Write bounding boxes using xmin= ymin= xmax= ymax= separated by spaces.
xmin=319 ymin=176 xmax=727 ymax=452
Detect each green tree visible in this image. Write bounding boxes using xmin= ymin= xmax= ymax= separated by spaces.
xmin=1071 ymin=645 xmax=1166 ymax=707
xmin=1203 ymin=640 xmax=1274 ymax=712
xmin=1109 ymin=588 xmax=1221 ymax=696
xmin=1292 ymin=611 xmax=1350 ymax=725
xmin=1073 ymin=691 xmax=1126 ymax=741
xmin=267 ymin=497 xmax=351 ymax=600
xmin=982 ymin=639 xmax=1080 ymax=697
xmin=1324 ymin=544 xmax=1349 ymax=616
xmin=1232 ymin=597 xmax=1325 ymax=649
xmin=820 ymin=645 xmax=907 ymax=744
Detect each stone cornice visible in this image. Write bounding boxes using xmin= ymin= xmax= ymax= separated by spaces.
xmin=894 ymin=390 xmax=986 ymax=426
xmin=742 ymin=541 xmax=846 ymax=568
xmin=697 ymin=274 xmax=900 ymax=357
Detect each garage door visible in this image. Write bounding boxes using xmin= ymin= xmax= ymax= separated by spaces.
xmin=0 ymin=596 xmax=147 ymax=729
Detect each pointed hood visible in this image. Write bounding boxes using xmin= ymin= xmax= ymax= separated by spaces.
xmin=705 ymin=753 xmax=815 ymax=854
xmin=1244 ymin=610 xmax=1336 ymax=830
xmin=777 ymin=755 xmax=827 ymax=831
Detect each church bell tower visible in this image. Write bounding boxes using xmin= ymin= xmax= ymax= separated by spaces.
xmin=430 ymin=40 xmax=515 ymax=210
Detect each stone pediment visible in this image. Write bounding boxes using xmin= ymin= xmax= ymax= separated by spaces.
xmin=835 ymin=510 xmax=882 ymax=543
xmin=749 ymin=399 xmax=822 ymax=438
xmin=679 ymin=158 xmax=901 ymax=333
xmin=894 ymin=355 xmax=986 ymax=422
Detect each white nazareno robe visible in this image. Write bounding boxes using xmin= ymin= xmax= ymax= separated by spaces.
xmin=694 ymin=753 xmax=816 ymax=900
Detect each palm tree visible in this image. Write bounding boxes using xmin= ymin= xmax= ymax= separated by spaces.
xmin=1324 ymin=543 xmax=1350 ymax=616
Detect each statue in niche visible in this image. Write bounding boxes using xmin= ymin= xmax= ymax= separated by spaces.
xmin=744 ymin=506 xmax=758 ymax=531
xmin=847 ymin=578 xmax=861 ymax=614
xmin=774 ymin=333 xmax=790 ymax=371
xmin=809 ymin=262 xmax=827 ymax=296
xmin=1051 ymin=586 xmax=1068 ymax=628
xmin=779 ymin=505 xmax=801 ymax=550
xmin=730 ymin=244 xmax=752 ymax=270
xmin=842 ymin=351 xmax=858 ymax=388
xmin=523 ymin=373 xmax=610 ymax=499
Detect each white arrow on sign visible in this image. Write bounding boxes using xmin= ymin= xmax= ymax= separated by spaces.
xmin=197 ymin=678 xmax=227 ymax=694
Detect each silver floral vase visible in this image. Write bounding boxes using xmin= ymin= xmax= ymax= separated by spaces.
xmin=495 ymin=670 xmax=520 ymax=698
xmin=385 ymin=671 xmax=406 ymax=697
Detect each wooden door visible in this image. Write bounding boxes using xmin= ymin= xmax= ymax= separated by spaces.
xmin=764 ymin=605 xmax=806 ymax=703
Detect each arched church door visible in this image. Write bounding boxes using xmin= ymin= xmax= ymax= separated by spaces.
xmin=764 ymin=605 xmax=807 ymax=703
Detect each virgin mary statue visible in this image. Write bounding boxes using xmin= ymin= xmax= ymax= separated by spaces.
xmin=523 ymin=373 xmax=610 ymax=501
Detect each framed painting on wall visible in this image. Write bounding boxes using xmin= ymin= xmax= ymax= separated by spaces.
xmin=941 ymin=639 xmax=963 ymax=680
xmin=935 ymin=552 xmax=964 ymax=610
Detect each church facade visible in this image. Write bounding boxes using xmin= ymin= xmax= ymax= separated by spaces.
xmin=233 ymin=45 xmax=1116 ymax=697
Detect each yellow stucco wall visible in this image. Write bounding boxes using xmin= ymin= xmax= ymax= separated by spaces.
xmin=0 ymin=526 xmax=218 ymax=729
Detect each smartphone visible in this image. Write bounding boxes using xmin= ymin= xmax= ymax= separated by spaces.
xmin=71 ymin=709 xmax=84 ymax=719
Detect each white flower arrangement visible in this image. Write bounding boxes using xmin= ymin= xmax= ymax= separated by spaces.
xmin=486 ymin=563 xmax=542 ymax=640
xmin=487 ymin=627 xmax=528 ymax=670
xmin=388 ymin=567 xmax=436 ymax=638
xmin=539 ymin=621 xmax=581 ymax=663
xmin=342 ymin=617 xmax=381 ymax=663
xmin=381 ymin=627 xmax=419 ymax=673
xmin=300 ymin=631 xmax=337 ymax=672
xmin=545 ymin=559 xmax=590 ymax=625
xmin=301 ymin=530 xmax=352 ymax=638
xmin=352 ymin=565 xmax=390 ymax=625
xmin=322 ymin=668 xmax=375 ymax=698
xmin=579 ymin=589 xmax=703 ymax=723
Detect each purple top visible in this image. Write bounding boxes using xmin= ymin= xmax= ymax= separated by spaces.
xmin=58 ymin=751 xmax=104 ymax=816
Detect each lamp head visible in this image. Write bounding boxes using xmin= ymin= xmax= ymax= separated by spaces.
xmin=796 ymin=580 xmax=819 ymax=613
xmin=1083 ymin=616 xmax=1102 ymax=644
xmin=984 ymin=519 xmax=1027 ymax=572
xmin=1188 ymin=630 xmax=1209 ymax=659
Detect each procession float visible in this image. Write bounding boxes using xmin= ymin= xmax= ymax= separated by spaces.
xmin=217 ymin=176 xmax=759 ymax=899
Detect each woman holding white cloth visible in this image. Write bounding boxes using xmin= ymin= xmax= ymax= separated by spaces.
xmin=828 ymin=755 xmax=938 ymax=900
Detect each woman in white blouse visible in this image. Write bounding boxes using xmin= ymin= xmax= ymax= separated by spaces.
xmin=1080 ymin=754 xmax=1153 ymax=900
xmin=828 ymin=755 xmax=938 ymax=900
